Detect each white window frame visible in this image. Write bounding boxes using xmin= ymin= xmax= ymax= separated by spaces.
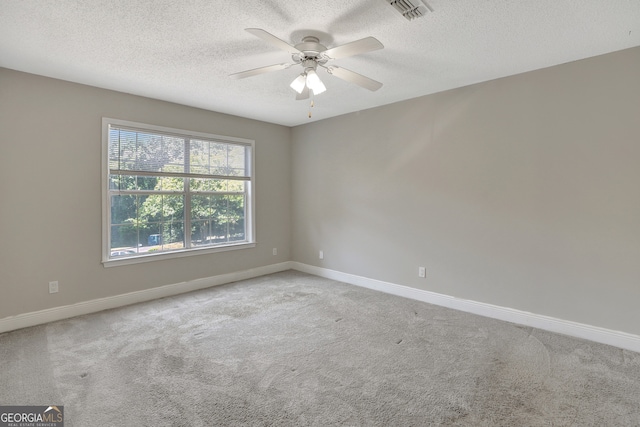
xmin=101 ymin=117 xmax=255 ymax=267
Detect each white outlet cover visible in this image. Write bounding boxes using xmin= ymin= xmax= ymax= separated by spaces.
xmin=49 ymin=281 xmax=59 ymax=293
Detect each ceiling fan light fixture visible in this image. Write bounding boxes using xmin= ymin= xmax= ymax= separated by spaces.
xmin=290 ymin=73 xmax=307 ymax=94
xmin=305 ymin=69 xmax=326 ymax=95
xmin=233 ymin=28 xmax=384 ymax=110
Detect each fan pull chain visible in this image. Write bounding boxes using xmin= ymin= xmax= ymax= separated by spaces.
xmin=308 ymin=92 xmax=315 ymax=118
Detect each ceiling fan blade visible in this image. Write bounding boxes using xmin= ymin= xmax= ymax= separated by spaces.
xmin=326 ymin=66 xmax=383 ymax=91
xmin=245 ymin=28 xmax=300 ymax=54
xmin=322 ymin=37 xmax=383 ymax=60
xmin=229 ymin=63 xmax=291 ymax=79
xmin=296 ymin=86 xmax=310 ymax=100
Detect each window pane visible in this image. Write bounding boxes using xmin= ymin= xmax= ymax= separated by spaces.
xmin=190 ymin=139 xmax=211 ymax=175
xmin=211 ymin=221 xmax=228 ymax=244
xmin=227 ymin=195 xmax=246 ymax=241
xmin=209 ymin=142 xmax=229 ymax=176
xmin=210 ymin=194 xmax=227 ymax=217
xmin=108 ymin=128 xmax=121 ymax=170
xmin=162 ymin=195 xmax=184 ymax=222
xmin=160 ymin=222 xmax=185 ymax=251
xmin=111 ymin=175 xmax=182 ymax=192
xmin=189 ymin=178 xmax=245 ymax=193
xmin=136 ymin=176 xmax=158 ymax=191
xmin=109 ymin=129 xmax=136 ymax=171
xmin=191 ymin=195 xmax=246 ymax=247
xmin=190 ymin=178 xmax=227 ymax=192
xmin=161 ymin=195 xmax=185 ymax=251
xmin=109 ymin=175 xmax=136 ymax=191
xmin=191 ymin=219 xmax=211 ymax=246
xmin=136 ymin=132 xmax=163 ymax=172
xmin=227 ymin=194 xmax=245 ymax=219
xmin=110 ymin=195 xmax=143 ymax=258
xmin=162 ymin=136 xmax=185 ymax=173
xmin=227 ymin=145 xmax=246 ymax=176
xmin=210 ymin=195 xmax=228 ymax=244
xmin=109 ymin=128 xmax=185 ymax=174
xmin=111 ymin=195 xmax=137 ymax=225
xmin=136 ymin=133 xmax=185 ymax=173
xmin=189 ymin=140 xmax=247 ymax=177
xmin=145 ymin=223 xmax=162 ymax=250
xmin=227 ymin=180 xmax=245 ymax=193
xmin=191 ymin=195 xmax=212 ymax=220
xmin=139 ymin=194 xmax=160 ymax=223
xmin=157 ymin=176 xmax=184 ymax=191
xmin=229 ymin=217 xmax=246 ymax=242
xmin=110 ymin=225 xmax=138 ymax=254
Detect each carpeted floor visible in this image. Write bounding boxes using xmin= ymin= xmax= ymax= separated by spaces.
xmin=1 ymin=270 xmax=640 ymax=426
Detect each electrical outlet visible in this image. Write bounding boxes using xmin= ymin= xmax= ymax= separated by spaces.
xmin=319 ymin=250 xmax=324 ymax=260
xmin=272 ymin=247 xmax=277 ymax=256
xmin=418 ymin=267 xmax=426 ymax=278
xmin=49 ymin=281 xmax=59 ymax=294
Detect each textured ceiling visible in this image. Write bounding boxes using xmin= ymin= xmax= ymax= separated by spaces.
xmin=1 ymin=0 xmax=639 ymax=127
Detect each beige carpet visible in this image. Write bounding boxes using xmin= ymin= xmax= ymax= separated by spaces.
xmin=1 ymin=270 xmax=640 ymax=426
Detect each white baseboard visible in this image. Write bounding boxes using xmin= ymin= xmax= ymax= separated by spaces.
xmin=291 ymin=262 xmax=640 ymax=354
xmin=4 ymin=261 xmax=640 ymax=354
xmin=0 ymin=262 xmax=293 ymax=334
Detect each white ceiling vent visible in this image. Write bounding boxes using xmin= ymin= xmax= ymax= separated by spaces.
xmin=387 ymin=0 xmax=433 ymax=21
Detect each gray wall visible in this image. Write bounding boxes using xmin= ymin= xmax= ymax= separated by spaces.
xmin=0 ymin=68 xmax=291 ymax=318
xmin=292 ymin=47 xmax=640 ymax=335
xmin=2 ymin=47 xmax=639 ymax=337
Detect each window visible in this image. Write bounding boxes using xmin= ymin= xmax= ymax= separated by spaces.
xmin=102 ymin=118 xmax=254 ymax=265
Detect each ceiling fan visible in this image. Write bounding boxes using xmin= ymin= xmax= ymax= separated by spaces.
xmin=230 ymin=28 xmax=384 ymax=100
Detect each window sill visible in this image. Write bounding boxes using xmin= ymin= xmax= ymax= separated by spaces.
xmin=102 ymin=242 xmax=256 ymax=268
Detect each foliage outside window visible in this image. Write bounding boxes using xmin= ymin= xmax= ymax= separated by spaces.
xmin=102 ymin=118 xmax=254 ymax=264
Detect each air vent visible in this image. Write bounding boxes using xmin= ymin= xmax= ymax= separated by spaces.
xmin=387 ymin=0 xmax=433 ymax=21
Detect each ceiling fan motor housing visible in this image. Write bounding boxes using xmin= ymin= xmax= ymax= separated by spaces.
xmin=293 ymin=36 xmax=329 ymax=65
xmin=295 ymin=36 xmax=326 ymax=56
